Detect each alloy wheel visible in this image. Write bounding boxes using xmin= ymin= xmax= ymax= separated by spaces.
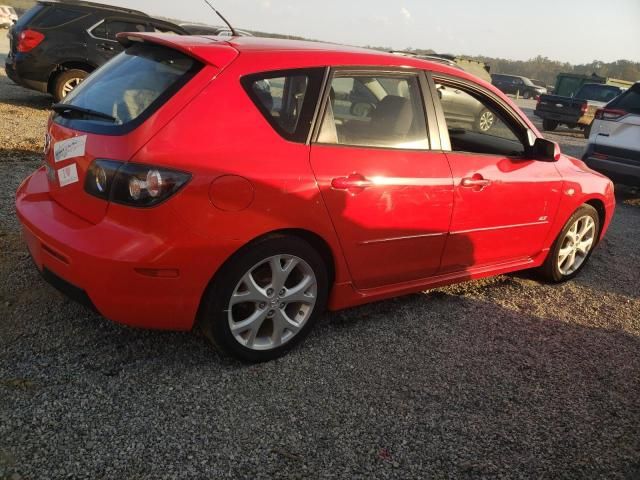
xmin=557 ymin=215 xmax=596 ymax=276
xmin=228 ymin=254 xmax=317 ymax=350
xmin=61 ymin=78 xmax=83 ymax=97
xmin=478 ymin=110 xmax=495 ymax=131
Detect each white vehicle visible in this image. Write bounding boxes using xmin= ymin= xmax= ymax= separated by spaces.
xmin=0 ymin=5 xmax=17 ymax=28
xmin=583 ymin=82 xmax=640 ymax=186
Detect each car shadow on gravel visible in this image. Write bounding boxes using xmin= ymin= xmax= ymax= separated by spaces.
xmin=3 ymin=281 xmax=639 ymax=478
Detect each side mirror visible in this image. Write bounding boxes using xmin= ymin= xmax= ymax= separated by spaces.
xmin=533 ymin=137 xmax=561 ymax=162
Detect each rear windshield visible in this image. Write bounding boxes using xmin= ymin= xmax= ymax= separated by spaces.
xmin=575 ymin=85 xmax=622 ymax=102
xmin=54 ymin=44 xmax=202 ymax=135
xmin=13 ymin=4 xmax=44 ymax=29
xmin=607 ymin=84 xmax=640 ymax=114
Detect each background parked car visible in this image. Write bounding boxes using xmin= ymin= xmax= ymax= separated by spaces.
xmin=0 ymin=4 xmax=17 ymax=28
xmin=491 ymin=73 xmax=547 ymax=99
xmin=583 ymin=82 xmax=640 ymax=185
xmin=4 ymin=0 xmax=187 ymax=101
xmin=534 ymin=83 xmax=625 ymax=137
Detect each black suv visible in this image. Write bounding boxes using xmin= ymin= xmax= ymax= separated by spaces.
xmin=5 ymin=0 xmax=187 ymax=101
xmin=491 ymin=73 xmax=547 ymax=99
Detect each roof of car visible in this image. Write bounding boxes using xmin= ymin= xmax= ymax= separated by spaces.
xmin=39 ymin=0 xmax=149 ymax=16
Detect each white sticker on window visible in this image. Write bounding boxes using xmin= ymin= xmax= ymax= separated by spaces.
xmin=54 ymin=135 xmax=87 ymax=163
xmin=58 ymin=163 xmax=79 ymax=187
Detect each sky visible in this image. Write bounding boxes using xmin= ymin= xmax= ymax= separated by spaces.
xmin=97 ymin=0 xmax=640 ymax=64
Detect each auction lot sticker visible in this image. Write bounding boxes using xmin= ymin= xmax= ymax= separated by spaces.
xmin=58 ymin=163 xmax=79 ymax=187
xmin=54 ymin=135 xmax=87 ymax=163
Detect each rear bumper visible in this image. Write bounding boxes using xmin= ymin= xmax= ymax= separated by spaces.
xmin=4 ymin=56 xmax=49 ymax=93
xmin=534 ymin=109 xmax=590 ymax=126
xmin=16 ymin=167 xmax=225 ymax=331
xmin=583 ymin=145 xmax=640 ymax=186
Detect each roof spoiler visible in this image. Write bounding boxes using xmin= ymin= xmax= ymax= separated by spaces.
xmin=116 ymin=32 xmax=239 ymax=69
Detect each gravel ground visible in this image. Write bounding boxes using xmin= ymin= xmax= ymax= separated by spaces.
xmin=1 ymin=34 xmax=639 ymax=479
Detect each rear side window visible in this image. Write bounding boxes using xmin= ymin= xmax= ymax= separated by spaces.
xmin=91 ymin=19 xmax=149 ymax=41
xmin=317 ymin=74 xmax=429 ymax=150
xmin=242 ymin=68 xmax=325 ymax=143
xmin=608 ymin=85 xmax=640 ymax=114
xmin=30 ymin=6 xmax=87 ymax=28
xmin=54 ymin=44 xmax=202 ymax=135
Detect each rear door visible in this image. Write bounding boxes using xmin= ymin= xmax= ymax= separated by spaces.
xmin=431 ymin=75 xmax=563 ymax=272
xmin=310 ymin=69 xmax=453 ymax=289
xmin=86 ymin=17 xmax=149 ymax=64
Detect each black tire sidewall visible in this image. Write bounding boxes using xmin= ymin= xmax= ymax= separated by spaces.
xmin=200 ymin=235 xmax=329 ymax=362
xmin=543 ymin=205 xmax=600 ymax=282
xmin=53 ymin=69 xmax=88 ymax=102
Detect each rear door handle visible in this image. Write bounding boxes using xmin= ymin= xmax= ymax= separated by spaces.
xmin=98 ymin=43 xmax=115 ymax=51
xmin=331 ymin=173 xmax=373 ymax=194
xmin=461 ymin=175 xmax=491 ymax=189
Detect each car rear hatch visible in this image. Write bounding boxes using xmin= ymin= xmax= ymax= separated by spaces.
xmin=45 ymin=34 xmax=238 ymax=224
xmin=591 ymin=84 xmax=640 ymax=165
xmin=535 ymin=94 xmax=585 ymax=118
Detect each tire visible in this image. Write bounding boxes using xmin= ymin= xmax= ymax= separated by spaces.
xmin=52 ymin=69 xmax=88 ymax=102
xmin=474 ymin=109 xmax=495 ymax=132
xmin=542 ymin=119 xmax=558 ymax=131
xmin=198 ymin=235 xmax=329 ymax=362
xmin=539 ymin=204 xmax=600 ymax=283
xmin=523 ymin=90 xmax=531 ymax=99
xmin=583 ymin=123 xmax=592 ymax=139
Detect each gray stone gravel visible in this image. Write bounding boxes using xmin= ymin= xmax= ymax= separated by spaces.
xmin=1 ymin=43 xmax=639 ymax=479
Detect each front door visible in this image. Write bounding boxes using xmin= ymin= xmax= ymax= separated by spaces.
xmin=431 ymin=76 xmax=563 ymax=272
xmin=310 ymin=71 xmax=453 ymax=289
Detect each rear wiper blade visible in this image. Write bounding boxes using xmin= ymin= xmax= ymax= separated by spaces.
xmin=52 ymin=103 xmax=116 ymax=123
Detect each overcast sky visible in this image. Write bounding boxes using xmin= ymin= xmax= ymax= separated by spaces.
xmin=97 ymin=0 xmax=640 ymax=64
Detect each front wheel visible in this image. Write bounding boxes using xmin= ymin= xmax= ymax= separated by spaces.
xmin=199 ymin=235 xmax=329 ymax=362
xmin=540 ymin=205 xmax=600 ymax=282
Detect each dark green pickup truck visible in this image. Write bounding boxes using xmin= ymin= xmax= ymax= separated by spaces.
xmin=534 ymin=83 xmax=626 ymax=138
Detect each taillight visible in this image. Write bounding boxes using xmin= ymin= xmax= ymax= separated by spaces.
xmin=17 ymin=29 xmax=45 ymax=52
xmin=595 ymin=108 xmax=627 ymax=121
xmin=580 ymin=103 xmax=588 ymax=114
xmin=85 ymin=160 xmax=191 ymax=207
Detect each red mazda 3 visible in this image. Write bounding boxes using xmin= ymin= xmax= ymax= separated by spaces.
xmin=16 ymin=34 xmax=615 ymax=361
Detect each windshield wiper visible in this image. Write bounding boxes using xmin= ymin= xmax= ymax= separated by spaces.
xmin=52 ymin=103 xmax=116 ymax=123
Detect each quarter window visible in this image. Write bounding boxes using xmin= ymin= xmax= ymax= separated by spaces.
xmin=242 ymin=68 xmax=325 ymax=143
xmin=317 ymin=74 xmax=429 ymax=149
xmin=435 ymin=80 xmax=525 ymax=157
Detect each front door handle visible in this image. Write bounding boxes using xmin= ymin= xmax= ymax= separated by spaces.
xmin=98 ymin=43 xmax=115 ymax=51
xmin=461 ymin=175 xmax=491 ymax=190
xmin=331 ymin=173 xmax=373 ymax=194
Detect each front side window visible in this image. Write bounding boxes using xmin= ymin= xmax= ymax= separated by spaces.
xmin=242 ymin=68 xmax=325 ymax=142
xmin=55 ymin=44 xmax=201 ymax=134
xmin=317 ymin=73 xmax=429 ymax=150
xmin=435 ymin=79 xmax=525 ymax=157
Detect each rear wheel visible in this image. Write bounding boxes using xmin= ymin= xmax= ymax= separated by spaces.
xmin=52 ymin=69 xmax=88 ymax=102
xmin=542 ymin=119 xmax=558 ymax=131
xmin=540 ymin=205 xmax=599 ymax=282
xmin=583 ymin=123 xmax=592 ymax=139
xmin=475 ymin=109 xmax=495 ymax=132
xmin=199 ymin=235 xmax=329 ymax=362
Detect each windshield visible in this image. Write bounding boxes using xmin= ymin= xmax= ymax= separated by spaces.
xmin=575 ymin=84 xmax=622 ymax=102
xmin=56 ymin=44 xmax=201 ymax=134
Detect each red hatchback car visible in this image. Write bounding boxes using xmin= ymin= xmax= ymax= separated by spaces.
xmin=16 ymin=34 xmax=615 ymax=361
